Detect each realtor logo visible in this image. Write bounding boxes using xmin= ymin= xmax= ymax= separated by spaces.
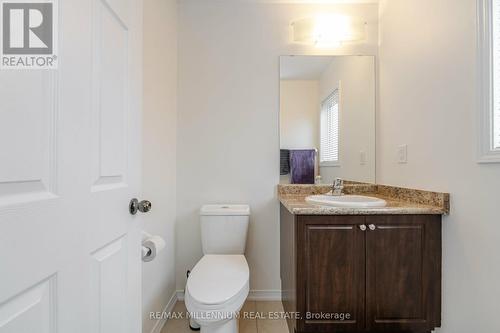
xmin=1 ymin=0 xmax=57 ymax=69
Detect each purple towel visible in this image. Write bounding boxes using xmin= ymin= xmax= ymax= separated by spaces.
xmin=290 ymin=150 xmax=316 ymax=184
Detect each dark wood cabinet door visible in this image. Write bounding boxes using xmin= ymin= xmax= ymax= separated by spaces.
xmin=297 ymin=216 xmax=366 ymax=332
xmin=365 ymin=215 xmax=441 ymax=333
xmin=280 ymin=205 xmax=297 ymax=333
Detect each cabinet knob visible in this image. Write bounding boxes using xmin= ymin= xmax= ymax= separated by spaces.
xmin=369 ymin=224 xmax=376 ymax=231
xmin=359 ymin=224 xmax=367 ymax=231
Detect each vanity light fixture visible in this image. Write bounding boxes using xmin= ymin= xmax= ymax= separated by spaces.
xmin=291 ymin=14 xmax=366 ymax=47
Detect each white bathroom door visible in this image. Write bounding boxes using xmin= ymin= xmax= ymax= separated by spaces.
xmin=0 ymin=0 xmax=143 ymax=332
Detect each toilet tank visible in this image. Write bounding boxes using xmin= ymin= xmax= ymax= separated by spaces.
xmin=200 ymin=204 xmax=250 ymax=255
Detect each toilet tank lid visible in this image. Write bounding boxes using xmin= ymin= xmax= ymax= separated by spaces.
xmin=200 ymin=204 xmax=250 ymax=216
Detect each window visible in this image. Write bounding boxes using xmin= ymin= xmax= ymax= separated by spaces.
xmin=478 ymin=0 xmax=500 ymax=162
xmin=493 ymin=0 xmax=500 ymax=149
xmin=320 ymin=89 xmax=339 ymax=165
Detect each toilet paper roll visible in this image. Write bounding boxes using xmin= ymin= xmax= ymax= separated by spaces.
xmin=142 ymin=235 xmax=166 ymax=262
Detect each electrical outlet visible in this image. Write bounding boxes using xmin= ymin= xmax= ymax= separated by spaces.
xmin=397 ymin=144 xmax=408 ymax=164
xmin=360 ymin=151 xmax=367 ymax=165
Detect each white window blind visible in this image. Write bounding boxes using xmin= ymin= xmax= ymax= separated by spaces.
xmin=493 ymin=0 xmax=500 ymax=149
xmin=478 ymin=0 xmax=500 ymax=161
xmin=320 ymin=89 xmax=339 ymax=163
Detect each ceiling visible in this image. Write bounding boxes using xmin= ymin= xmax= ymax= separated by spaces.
xmin=255 ymin=0 xmax=378 ymax=2
xmin=180 ymin=0 xmax=378 ymax=3
xmin=280 ymin=56 xmax=336 ymax=80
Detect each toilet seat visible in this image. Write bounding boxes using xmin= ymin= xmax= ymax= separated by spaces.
xmin=186 ymin=255 xmax=249 ymax=308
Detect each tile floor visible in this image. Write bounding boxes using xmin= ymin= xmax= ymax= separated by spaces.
xmin=161 ymin=301 xmax=289 ymax=333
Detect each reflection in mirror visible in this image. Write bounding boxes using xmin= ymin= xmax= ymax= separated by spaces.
xmin=279 ymin=55 xmax=375 ymax=184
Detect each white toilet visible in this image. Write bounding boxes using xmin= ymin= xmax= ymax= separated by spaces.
xmin=185 ymin=204 xmax=251 ymax=333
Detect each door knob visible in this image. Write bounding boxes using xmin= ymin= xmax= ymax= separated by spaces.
xmin=369 ymin=224 xmax=376 ymax=231
xmin=359 ymin=224 xmax=367 ymax=231
xmin=129 ymin=198 xmax=152 ymax=215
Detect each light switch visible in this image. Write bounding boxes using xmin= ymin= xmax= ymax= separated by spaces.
xmin=360 ymin=151 xmax=367 ymax=165
xmin=397 ymin=144 xmax=408 ymax=164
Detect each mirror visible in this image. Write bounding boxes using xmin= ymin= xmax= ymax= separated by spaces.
xmin=279 ymin=55 xmax=375 ymax=184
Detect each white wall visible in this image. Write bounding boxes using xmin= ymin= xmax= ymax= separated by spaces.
xmin=142 ymin=0 xmax=177 ymax=332
xmin=378 ymin=0 xmax=500 ymax=332
xmin=280 ymin=80 xmax=319 ymax=150
xmin=319 ymin=56 xmax=375 ymax=182
xmin=177 ymin=0 xmax=378 ymax=294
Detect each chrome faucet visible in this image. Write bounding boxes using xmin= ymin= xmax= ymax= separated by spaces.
xmin=332 ymin=178 xmax=344 ymax=196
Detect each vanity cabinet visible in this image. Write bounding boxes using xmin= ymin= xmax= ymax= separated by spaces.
xmin=280 ymin=205 xmax=442 ymax=333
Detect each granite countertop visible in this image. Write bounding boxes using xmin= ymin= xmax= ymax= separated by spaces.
xmin=278 ymin=183 xmax=449 ymax=216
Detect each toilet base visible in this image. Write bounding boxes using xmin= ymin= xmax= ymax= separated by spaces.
xmin=190 ymin=318 xmax=200 ymax=331
xmin=199 ymin=318 xmax=238 ymax=333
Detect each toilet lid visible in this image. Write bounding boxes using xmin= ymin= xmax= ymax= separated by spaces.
xmin=187 ymin=255 xmax=249 ymax=305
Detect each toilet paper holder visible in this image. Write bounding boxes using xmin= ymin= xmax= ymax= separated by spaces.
xmin=142 ymin=245 xmax=153 ymax=260
xmin=141 ymin=233 xmax=166 ymax=262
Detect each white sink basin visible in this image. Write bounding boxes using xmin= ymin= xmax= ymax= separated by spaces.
xmin=305 ymin=195 xmax=387 ymax=208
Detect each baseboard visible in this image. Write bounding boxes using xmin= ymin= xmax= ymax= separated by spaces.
xmin=247 ymin=290 xmax=282 ymax=301
xmin=150 ymin=291 xmax=178 ymax=333
xmin=175 ymin=289 xmax=282 ymax=302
